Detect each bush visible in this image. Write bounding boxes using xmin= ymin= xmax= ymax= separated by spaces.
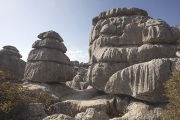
xmin=0 ymin=70 xmax=59 ymax=120
xmin=0 ymin=70 xmax=28 ymax=120
xmin=162 ymin=70 xmax=180 ymax=120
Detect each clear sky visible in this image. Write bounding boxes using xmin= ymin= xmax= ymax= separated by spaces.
xmin=0 ymin=0 xmax=180 ymax=63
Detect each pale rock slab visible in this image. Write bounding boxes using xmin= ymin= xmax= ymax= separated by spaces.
xmin=105 ymin=58 xmax=178 ymax=102
xmin=75 ymin=108 xmax=109 ymax=120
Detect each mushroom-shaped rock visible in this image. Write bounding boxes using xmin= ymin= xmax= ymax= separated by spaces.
xmin=0 ymin=45 xmax=26 ymax=79
xmin=38 ymin=30 xmax=63 ymax=42
xmin=23 ymin=30 xmax=73 ymax=82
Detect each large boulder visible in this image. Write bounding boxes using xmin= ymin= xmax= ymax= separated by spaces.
xmin=0 ymin=45 xmax=26 ymax=79
xmin=75 ymin=108 xmax=109 ymax=120
xmin=23 ymin=31 xmax=73 ymax=82
xmin=105 ymin=58 xmax=172 ymax=102
xmin=87 ymin=7 xmax=180 ymax=101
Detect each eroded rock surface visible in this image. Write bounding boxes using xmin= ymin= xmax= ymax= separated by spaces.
xmin=23 ymin=31 xmax=73 ymax=82
xmin=75 ymin=108 xmax=109 ymax=120
xmin=88 ymin=7 xmax=180 ymax=102
xmin=0 ymin=45 xmax=26 ymax=79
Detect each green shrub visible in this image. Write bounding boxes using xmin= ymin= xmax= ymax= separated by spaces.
xmin=0 ymin=71 xmax=28 ymax=120
xmin=0 ymin=70 xmax=60 ymax=120
xmin=162 ymin=70 xmax=180 ymax=120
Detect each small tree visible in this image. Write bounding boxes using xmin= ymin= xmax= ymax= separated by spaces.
xmin=163 ymin=70 xmax=180 ymax=120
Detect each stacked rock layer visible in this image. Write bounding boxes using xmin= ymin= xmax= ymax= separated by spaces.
xmin=88 ymin=7 xmax=180 ymax=102
xmin=0 ymin=45 xmax=26 ymax=79
xmin=24 ymin=30 xmax=73 ymax=82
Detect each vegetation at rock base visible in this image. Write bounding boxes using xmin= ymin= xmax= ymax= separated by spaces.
xmin=162 ymin=70 xmax=180 ymax=120
xmin=0 ymin=70 xmax=59 ymax=120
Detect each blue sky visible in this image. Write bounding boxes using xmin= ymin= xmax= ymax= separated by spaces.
xmin=0 ymin=0 xmax=180 ymax=63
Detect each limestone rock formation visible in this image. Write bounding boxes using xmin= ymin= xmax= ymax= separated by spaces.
xmin=88 ymin=7 xmax=180 ymax=101
xmin=105 ymin=58 xmax=180 ymax=102
xmin=0 ymin=45 xmax=26 ymax=79
xmin=66 ymin=67 xmax=89 ymax=90
xmin=23 ymin=30 xmax=73 ymax=82
xmin=75 ymin=108 xmax=109 ymax=120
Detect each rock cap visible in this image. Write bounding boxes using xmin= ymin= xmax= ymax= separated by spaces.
xmin=0 ymin=45 xmax=22 ymax=58
xmin=92 ymin=7 xmax=148 ymax=26
xmin=38 ymin=30 xmax=63 ymax=42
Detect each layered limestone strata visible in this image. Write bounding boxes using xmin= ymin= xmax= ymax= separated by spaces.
xmin=0 ymin=45 xmax=26 ymax=79
xmin=23 ymin=30 xmax=73 ymax=82
xmin=87 ymin=7 xmax=180 ymax=102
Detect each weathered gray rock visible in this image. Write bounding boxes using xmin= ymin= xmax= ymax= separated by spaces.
xmin=48 ymin=95 xmax=114 ymax=117
xmin=75 ymin=108 xmax=109 ymax=120
xmin=28 ymin=48 xmax=71 ymax=65
xmin=27 ymin=103 xmax=48 ymax=120
xmin=43 ymin=114 xmax=73 ymax=120
xmin=24 ymin=61 xmax=73 ymax=82
xmin=0 ymin=46 xmax=26 ymax=79
xmin=91 ymin=44 xmax=178 ymax=64
xmin=100 ymin=24 xmax=116 ymax=34
xmin=88 ymin=7 xmax=180 ymax=94
xmin=0 ymin=47 xmax=22 ymax=58
xmin=32 ymin=38 xmax=67 ymax=53
xmin=88 ymin=62 xmax=129 ymax=91
xmin=110 ymin=102 xmax=165 ymax=120
xmin=38 ymin=30 xmax=63 ymax=42
xmin=23 ymin=82 xmax=75 ymax=99
xmin=24 ymin=31 xmax=73 ymax=82
xmin=143 ymin=19 xmax=175 ymax=44
xmin=3 ymin=45 xmax=19 ymax=52
xmin=92 ymin=7 xmax=148 ymax=26
xmin=105 ymin=58 xmax=177 ymax=102
xmin=66 ymin=75 xmax=85 ymax=90
xmin=171 ymin=25 xmax=180 ymax=41
xmin=66 ymin=67 xmax=88 ymax=90
xmin=80 ymin=82 xmax=89 ymax=90
xmin=145 ymin=19 xmax=170 ymax=27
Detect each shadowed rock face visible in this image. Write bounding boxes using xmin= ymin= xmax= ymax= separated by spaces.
xmin=23 ymin=30 xmax=73 ymax=82
xmin=88 ymin=7 xmax=180 ymax=102
xmin=0 ymin=45 xmax=26 ymax=79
